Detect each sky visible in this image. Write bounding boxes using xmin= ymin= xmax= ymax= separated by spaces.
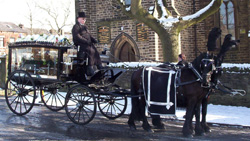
xmin=0 ymin=0 xmax=75 ymax=32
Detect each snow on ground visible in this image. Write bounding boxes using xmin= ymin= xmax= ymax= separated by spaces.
xmin=176 ymin=104 xmax=250 ymax=126
xmin=124 ymin=99 xmax=250 ymax=126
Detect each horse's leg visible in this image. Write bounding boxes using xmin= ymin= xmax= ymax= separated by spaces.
xmin=182 ymin=99 xmax=196 ymax=137
xmin=128 ymin=97 xmax=137 ymax=130
xmin=128 ymin=74 xmax=139 ymax=131
xmin=140 ymin=99 xmax=153 ymax=132
xmin=152 ymin=115 xmax=165 ymax=129
xmin=194 ymin=102 xmax=205 ymax=136
xmin=201 ymin=97 xmax=211 ymax=132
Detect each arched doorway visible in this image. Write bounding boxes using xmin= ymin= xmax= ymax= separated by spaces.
xmin=110 ymin=33 xmax=139 ymax=62
xmin=119 ymin=42 xmax=136 ymax=62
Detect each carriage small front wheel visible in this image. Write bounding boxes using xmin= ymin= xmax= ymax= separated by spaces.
xmin=5 ymin=70 xmax=36 ymax=116
xmin=97 ymin=95 xmax=127 ymax=119
xmin=65 ymin=85 xmax=96 ymax=125
xmin=41 ymin=83 xmax=67 ymax=112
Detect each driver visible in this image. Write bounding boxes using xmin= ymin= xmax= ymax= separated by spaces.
xmin=72 ymin=12 xmax=103 ymax=76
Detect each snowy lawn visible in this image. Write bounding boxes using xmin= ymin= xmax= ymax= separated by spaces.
xmin=124 ymin=99 xmax=250 ymax=127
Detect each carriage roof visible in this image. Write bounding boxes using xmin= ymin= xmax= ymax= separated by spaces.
xmin=8 ymin=41 xmax=73 ymax=49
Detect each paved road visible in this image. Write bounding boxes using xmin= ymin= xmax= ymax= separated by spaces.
xmin=0 ymin=96 xmax=249 ymax=140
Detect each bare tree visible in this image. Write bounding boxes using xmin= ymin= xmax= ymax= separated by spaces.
xmin=36 ymin=0 xmax=73 ymax=35
xmin=25 ymin=1 xmax=38 ymax=35
xmin=117 ymin=0 xmax=223 ymax=62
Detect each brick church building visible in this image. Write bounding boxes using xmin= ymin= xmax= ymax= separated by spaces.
xmin=75 ymin=0 xmax=250 ymax=63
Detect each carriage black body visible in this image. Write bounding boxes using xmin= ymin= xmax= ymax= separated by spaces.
xmin=5 ymin=41 xmax=129 ymax=125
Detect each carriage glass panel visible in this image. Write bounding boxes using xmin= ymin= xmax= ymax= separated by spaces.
xmin=11 ymin=47 xmax=58 ymax=79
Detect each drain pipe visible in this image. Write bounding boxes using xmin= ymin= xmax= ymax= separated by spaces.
xmin=193 ymin=0 xmax=198 ymax=57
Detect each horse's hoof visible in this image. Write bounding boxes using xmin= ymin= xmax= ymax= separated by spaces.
xmin=146 ymin=129 xmax=154 ymax=133
xmin=184 ymin=134 xmax=193 ymax=138
xmin=205 ymin=129 xmax=211 ymax=133
xmin=195 ymin=132 xmax=205 ymax=136
xmin=129 ymin=126 xmax=136 ymax=131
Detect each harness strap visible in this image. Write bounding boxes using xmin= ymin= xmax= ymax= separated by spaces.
xmin=176 ymin=63 xmax=202 ymax=87
xmin=177 ymin=79 xmax=200 ymax=86
xmin=188 ymin=63 xmax=203 ymax=81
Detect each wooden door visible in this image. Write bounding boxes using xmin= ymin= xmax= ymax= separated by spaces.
xmin=119 ymin=42 xmax=136 ymax=62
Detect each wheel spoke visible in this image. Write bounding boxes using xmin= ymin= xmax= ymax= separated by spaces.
xmin=115 ymin=102 xmax=125 ymax=106
xmin=51 ymin=94 xmax=55 ymax=107
xmin=55 ymin=93 xmax=64 ymax=106
xmin=9 ymin=95 xmax=19 ymax=106
xmin=78 ymin=108 xmax=81 ymax=123
xmin=55 ymin=94 xmax=58 ymax=108
xmin=81 ymin=108 xmax=86 ymax=122
xmin=105 ymin=105 xmax=111 ymax=116
xmin=72 ymin=93 xmax=79 ymax=101
xmin=57 ymin=93 xmax=65 ymax=99
xmin=69 ymin=106 xmax=78 ymax=114
xmin=20 ymin=96 xmax=22 ymax=113
xmin=21 ymin=97 xmax=28 ymax=112
xmin=110 ymin=104 xmax=113 ymax=116
xmin=23 ymin=96 xmax=32 ymax=104
xmin=113 ymin=103 xmax=122 ymax=112
xmin=72 ymin=108 xmax=80 ymax=119
xmin=14 ymin=96 xmax=20 ymax=111
xmin=82 ymin=107 xmax=91 ymax=119
xmin=82 ymin=105 xmax=94 ymax=112
xmin=101 ymin=103 xmax=109 ymax=111
xmin=69 ymin=98 xmax=79 ymax=104
xmin=45 ymin=93 xmax=53 ymax=104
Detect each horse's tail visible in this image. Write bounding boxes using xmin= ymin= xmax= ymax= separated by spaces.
xmin=130 ymin=69 xmax=144 ymax=121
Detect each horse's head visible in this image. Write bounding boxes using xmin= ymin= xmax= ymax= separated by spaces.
xmin=192 ymin=53 xmax=215 ymax=87
xmin=200 ymin=53 xmax=215 ymax=86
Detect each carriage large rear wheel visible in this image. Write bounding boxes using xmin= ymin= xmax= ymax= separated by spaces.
xmin=41 ymin=83 xmax=67 ymax=112
xmin=97 ymin=95 xmax=127 ymax=119
xmin=65 ymin=85 xmax=96 ymax=125
xmin=5 ymin=70 xmax=36 ymax=115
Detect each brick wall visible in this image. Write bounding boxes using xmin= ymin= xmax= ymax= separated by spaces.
xmin=76 ymin=0 xmax=250 ymax=63
xmin=77 ymin=0 xmax=159 ymax=62
xmin=0 ymin=32 xmax=26 ymax=55
xmin=201 ymin=0 xmax=250 ymax=63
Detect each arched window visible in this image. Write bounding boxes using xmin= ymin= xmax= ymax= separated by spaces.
xmin=220 ymin=0 xmax=235 ymax=39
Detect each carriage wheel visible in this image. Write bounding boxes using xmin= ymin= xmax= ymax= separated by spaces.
xmin=65 ymin=85 xmax=96 ymax=125
xmin=98 ymin=95 xmax=127 ymax=119
xmin=5 ymin=70 xmax=36 ymax=115
xmin=41 ymin=83 xmax=67 ymax=112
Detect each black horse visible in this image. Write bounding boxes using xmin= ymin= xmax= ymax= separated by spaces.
xmin=201 ymin=34 xmax=240 ymax=132
xmin=128 ymin=52 xmax=215 ymax=137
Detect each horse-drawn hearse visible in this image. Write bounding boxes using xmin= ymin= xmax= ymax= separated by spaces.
xmin=5 ymin=29 xmax=245 ymax=137
xmin=5 ymin=40 xmax=130 ymax=125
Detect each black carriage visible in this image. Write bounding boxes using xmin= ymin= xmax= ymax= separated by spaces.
xmin=5 ymin=41 xmax=129 ymax=125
